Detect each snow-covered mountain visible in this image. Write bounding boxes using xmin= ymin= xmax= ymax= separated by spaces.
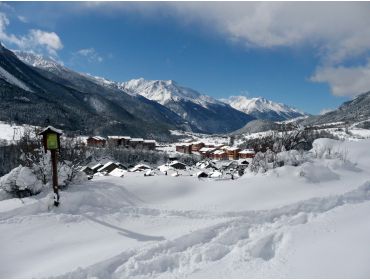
xmin=14 ymin=51 xmax=253 ymax=134
xmin=221 ymin=96 xmax=306 ymax=121
xmin=119 ymin=79 xmax=254 ymax=133
xmin=120 ymin=78 xmax=224 ymax=107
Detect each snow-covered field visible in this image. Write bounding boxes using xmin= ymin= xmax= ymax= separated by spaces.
xmin=0 ymin=138 xmax=370 ymax=278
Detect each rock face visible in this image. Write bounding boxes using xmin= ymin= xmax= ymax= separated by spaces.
xmin=221 ymin=95 xmax=306 ymax=121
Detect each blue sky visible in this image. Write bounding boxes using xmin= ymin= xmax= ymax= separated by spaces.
xmin=2 ymin=2 xmax=370 ymax=114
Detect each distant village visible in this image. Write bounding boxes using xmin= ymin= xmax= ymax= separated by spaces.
xmin=80 ymin=135 xmax=257 ymax=180
xmin=175 ymin=141 xmax=255 ymax=160
xmin=86 ymin=136 xmax=156 ymax=150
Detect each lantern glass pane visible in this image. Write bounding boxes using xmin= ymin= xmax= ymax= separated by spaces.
xmin=47 ymin=133 xmax=58 ymax=150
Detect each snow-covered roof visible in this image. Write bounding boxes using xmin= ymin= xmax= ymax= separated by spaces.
xmin=130 ymin=138 xmax=144 ymax=142
xmin=143 ymin=140 xmax=156 ymax=143
xmin=108 ymin=136 xmax=131 ymax=140
xmin=191 ymin=141 xmax=204 ymax=145
xmin=130 ymin=164 xmax=151 ymax=172
xmin=38 ymin=126 xmax=63 ymax=135
xmin=91 ymin=163 xmax=103 ymax=170
xmin=109 ymin=168 xmax=126 ymax=177
xmin=97 ymin=161 xmax=117 ymax=172
xmin=225 ymin=147 xmax=240 ymax=151
xmin=212 ymin=150 xmax=227 ymax=155
xmin=239 ymin=149 xmax=255 ymax=154
xmin=169 ymin=161 xmax=186 ymax=167
xmin=176 ymin=143 xmax=192 ymax=147
xmin=89 ymin=136 xmax=106 ymax=141
xmin=199 ymin=147 xmax=216 ymax=153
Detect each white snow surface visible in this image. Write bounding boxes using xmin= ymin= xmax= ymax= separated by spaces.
xmin=0 ymin=138 xmax=370 ymax=278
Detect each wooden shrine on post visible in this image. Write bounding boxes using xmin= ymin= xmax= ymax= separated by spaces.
xmin=38 ymin=126 xmax=63 ymax=206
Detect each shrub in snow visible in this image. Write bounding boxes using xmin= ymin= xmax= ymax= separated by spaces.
xmin=298 ymin=162 xmax=340 ymax=183
xmin=311 ymin=138 xmax=349 ymax=162
xmin=249 ymin=149 xmax=280 ymax=173
xmin=276 ymin=150 xmax=306 ymax=167
xmin=0 ymin=165 xmax=43 ymax=197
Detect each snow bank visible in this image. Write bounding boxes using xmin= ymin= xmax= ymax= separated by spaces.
xmin=0 ymin=165 xmax=43 ymax=195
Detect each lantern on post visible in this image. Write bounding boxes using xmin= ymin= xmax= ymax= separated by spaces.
xmin=38 ymin=126 xmax=62 ymax=207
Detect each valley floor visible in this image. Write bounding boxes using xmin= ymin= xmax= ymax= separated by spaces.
xmin=0 ymin=139 xmax=370 ymax=278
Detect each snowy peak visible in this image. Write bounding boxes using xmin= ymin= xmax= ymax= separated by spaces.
xmin=120 ymin=78 xmax=223 ymax=107
xmin=14 ymin=51 xmax=63 ymax=72
xmin=221 ymin=96 xmax=306 ymax=121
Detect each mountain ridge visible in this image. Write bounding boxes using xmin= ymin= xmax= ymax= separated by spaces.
xmin=221 ymin=95 xmax=306 ymax=121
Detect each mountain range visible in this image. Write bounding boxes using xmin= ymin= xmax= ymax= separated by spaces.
xmin=3 ymin=43 xmax=367 ymax=139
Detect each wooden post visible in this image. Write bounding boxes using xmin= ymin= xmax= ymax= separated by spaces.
xmin=51 ymin=149 xmax=60 ymax=207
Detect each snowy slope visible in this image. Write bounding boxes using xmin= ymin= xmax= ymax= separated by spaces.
xmin=221 ymin=95 xmax=306 ymax=121
xmin=1 ymin=138 xmax=370 ymax=278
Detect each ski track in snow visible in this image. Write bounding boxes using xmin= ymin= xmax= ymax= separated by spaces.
xmin=58 ymin=180 xmax=370 ymax=278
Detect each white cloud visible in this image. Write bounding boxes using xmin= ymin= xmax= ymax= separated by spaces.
xmin=74 ymin=48 xmax=103 ymax=63
xmin=311 ymin=61 xmax=370 ymax=97
xmin=0 ymin=12 xmax=63 ymax=56
xmin=17 ymin=15 xmax=27 ymax=23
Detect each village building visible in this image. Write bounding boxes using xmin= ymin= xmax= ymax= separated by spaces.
xmin=191 ymin=141 xmax=205 ymax=152
xmin=142 ymin=140 xmax=156 ymax=150
xmin=199 ymin=147 xmax=217 ymax=158
xmin=130 ymin=164 xmax=151 ymax=172
xmin=107 ymin=136 xmax=131 ymax=147
xmin=129 ymin=138 xmax=144 ymax=149
xmin=86 ymin=136 xmax=106 ymax=147
xmin=109 ymin=168 xmax=126 ymax=178
xmin=97 ymin=162 xmax=119 ymax=174
xmin=211 ymin=149 xmax=228 ymax=160
xmin=225 ymin=147 xmax=241 ymax=160
xmin=91 ymin=163 xmax=103 ymax=173
xmin=169 ymin=161 xmax=187 ymax=170
xmin=239 ymin=149 xmax=256 ymax=159
xmin=175 ymin=143 xmax=192 ymax=154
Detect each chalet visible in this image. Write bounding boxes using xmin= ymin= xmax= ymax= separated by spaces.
xmin=87 ymin=136 xmax=106 ymax=147
xmin=225 ymin=147 xmax=241 ymax=160
xmin=129 ymin=138 xmax=144 ymax=149
xmin=239 ymin=149 xmax=256 ymax=159
xmin=97 ymin=162 xmax=119 ymax=174
xmin=169 ymin=161 xmax=187 ymax=170
xmin=91 ymin=163 xmax=103 ymax=173
xmin=191 ymin=141 xmax=205 ymax=152
xmin=130 ymin=164 xmax=151 ymax=172
xmin=107 ymin=136 xmax=131 ymax=147
xmin=211 ymin=149 xmax=228 ymax=160
xmin=143 ymin=140 xmax=156 ymax=150
xmin=204 ymin=143 xmax=215 ymax=148
xmin=196 ymin=160 xmax=217 ymax=170
xmin=176 ymin=143 xmax=192 ymax=154
xmin=109 ymin=168 xmax=126 ymax=178
xmin=199 ymin=147 xmax=216 ymax=158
